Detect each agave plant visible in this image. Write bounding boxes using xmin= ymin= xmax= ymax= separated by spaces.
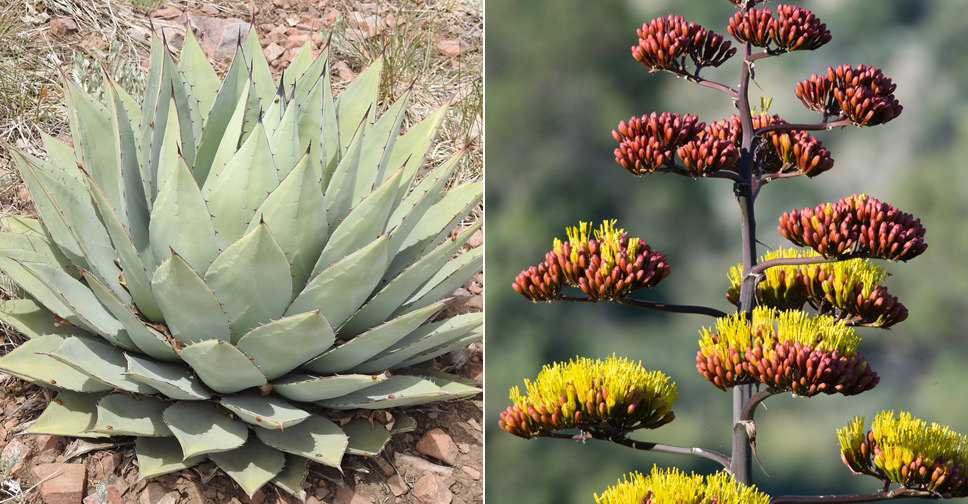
xmin=0 ymin=29 xmax=481 ymax=498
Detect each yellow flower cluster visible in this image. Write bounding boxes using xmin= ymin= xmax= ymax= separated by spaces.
xmin=595 ymin=466 xmax=770 ymax=504
xmin=696 ymin=308 xmax=878 ymax=396
xmin=726 ymin=248 xmax=907 ymax=327
xmin=838 ymin=411 xmax=968 ymax=496
xmin=499 ymin=355 xmax=679 ymax=438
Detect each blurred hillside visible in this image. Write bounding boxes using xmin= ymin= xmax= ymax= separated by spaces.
xmin=485 ymin=1 xmax=968 ymax=502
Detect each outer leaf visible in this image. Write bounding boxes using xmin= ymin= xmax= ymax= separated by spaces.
xmin=210 ymin=437 xmax=286 ymax=498
xmin=91 ymin=393 xmax=172 ymax=436
xmin=84 ymin=272 xmax=177 ymax=362
xmin=205 ymin=223 xmax=293 ymax=340
xmin=15 ymin=261 xmax=127 ymax=345
xmin=26 ymin=391 xmax=108 ymax=437
xmin=124 ymin=354 xmax=212 ymax=400
xmin=105 ymin=81 xmax=151 ymax=254
xmin=353 ymin=90 xmax=410 ymax=202
xmin=248 ymin=153 xmax=326 ymax=294
xmin=399 ymin=246 xmax=483 ymax=314
xmin=386 ymin=150 xmax=463 ymax=245
xmin=240 ymin=27 xmax=275 ymax=107
xmin=82 ymin=168 xmax=162 ymax=322
xmin=179 ymin=339 xmax=267 ymax=394
xmin=302 ymin=301 xmax=445 ymax=374
xmin=343 ymin=419 xmax=391 ymax=456
xmin=254 ymin=413 xmax=348 ymax=469
xmin=0 ymin=257 xmax=79 ymax=329
xmin=151 ymin=252 xmax=230 ymax=345
xmin=318 ymin=374 xmax=480 ymax=410
xmin=136 ymin=437 xmax=206 ymax=477
xmin=235 ymin=311 xmax=334 ymax=380
xmin=388 ymin=180 xmax=482 ymax=277
xmin=385 ymin=105 xmax=449 ymax=202
xmin=269 ymin=92 xmax=302 ymax=177
xmin=353 ymin=313 xmax=482 ymax=373
xmin=340 ymin=224 xmax=480 ymax=336
xmin=0 ymin=334 xmax=113 ymax=392
xmin=335 ymin=57 xmax=381 ymax=152
xmin=148 ymin=153 xmax=218 ymax=272
xmin=286 ymin=236 xmax=388 ymax=329
xmin=272 ymin=455 xmax=308 ymax=502
xmin=219 ymin=393 xmax=310 ymax=430
xmin=324 ymin=114 xmax=367 ymax=230
xmin=0 ymin=298 xmax=89 ymax=341
xmin=163 ymin=401 xmax=249 ymax=458
xmin=44 ymin=336 xmax=157 ymax=394
xmin=12 ymin=152 xmax=126 ymax=300
xmin=315 ymin=168 xmax=403 ymax=273
xmin=203 ymin=122 xmax=278 ymax=249
xmin=194 ymin=51 xmax=250 ymax=182
xmin=62 ymin=79 xmax=122 ymax=219
xmin=272 ymin=373 xmax=388 ymax=402
xmin=178 ymin=29 xmax=220 ymax=119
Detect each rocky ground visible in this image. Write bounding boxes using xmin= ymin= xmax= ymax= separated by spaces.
xmin=0 ymin=0 xmax=482 ymax=503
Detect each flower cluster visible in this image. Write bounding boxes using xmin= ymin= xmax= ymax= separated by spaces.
xmin=499 ymin=355 xmax=679 ymax=439
xmin=726 ymin=248 xmax=908 ymax=327
xmin=632 ymin=15 xmax=735 ymax=72
xmin=796 ymin=64 xmax=903 ymax=125
xmin=712 ymin=113 xmax=834 ymax=177
xmin=729 ymin=5 xmax=831 ymax=52
xmin=696 ymin=308 xmax=879 ymax=396
xmin=838 ymin=412 xmax=968 ymax=497
xmin=613 ymin=112 xmax=703 ymax=175
xmin=676 ymin=133 xmax=740 ymax=177
xmin=595 ymin=466 xmax=771 ymax=504
xmin=778 ymin=194 xmax=927 ymax=261
xmin=513 ymin=221 xmax=670 ymax=302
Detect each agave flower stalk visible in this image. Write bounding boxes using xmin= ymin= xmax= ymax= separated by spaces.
xmin=0 ymin=29 xmax=481 ymax=498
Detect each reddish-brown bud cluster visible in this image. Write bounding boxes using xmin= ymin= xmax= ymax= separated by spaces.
xmin=796 ymin=64 xmax=902 ymax=125
xmin=613 ymin=112 xmax=703 ymax=175
xmin=728 ymin=5 xmax=830 ymax=52
xmin=769 ymin=130 xmax=834 ymax=177
xmin=778 ymin=194 xmax=927 ymax=261
xmin=511 ymin=259 xmax=564 ymax=302
xmin=696 ymin=333 xmax=878 ymax=397
xmin=632 ymin=15 xmax=735 ymax=72
xmin=705 ymin=114 xmax=834 ymax=177
xmin=677 ymin=134 xmax=740 ymax=176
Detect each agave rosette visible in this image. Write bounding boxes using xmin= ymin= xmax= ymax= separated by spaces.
xmin=0 ymin=30 xmax=481 ymax=497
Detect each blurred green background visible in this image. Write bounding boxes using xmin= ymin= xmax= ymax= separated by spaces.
xmin=485 ymin=0 xmax=968 ymax=502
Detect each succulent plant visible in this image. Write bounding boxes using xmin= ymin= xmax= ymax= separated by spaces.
xmin=0 ymin=29 xmax=481 ymax=498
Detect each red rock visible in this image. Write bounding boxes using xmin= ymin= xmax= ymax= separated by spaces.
xmin=387 ymin=474 xmax=409 ymax=496
xmin=2 ymin=437 xmax=31 ymax=474
xmin=413 ymin=474 xmax=453 ymax=504
xmin=416 ymin=428 xmax=459 ymax=465
xmin=91 ymin=451 xmax=122 ymax=480
xmin=333 ymin=486 xmax=370 ymax=504
xmin=31 ymin=463 xmax=86 ymax=504
xmin=189 ymin=15 xmax=251 ymax=63
xmin=50 ymin=17 xmax=78 ymax=37
xmin=461 ymin=466 xmax=482 ymax=480
xmin=263 ymin=42 xmax=285 ymax=63
xmin=436 ymin=39 xmax=462 ymax=57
